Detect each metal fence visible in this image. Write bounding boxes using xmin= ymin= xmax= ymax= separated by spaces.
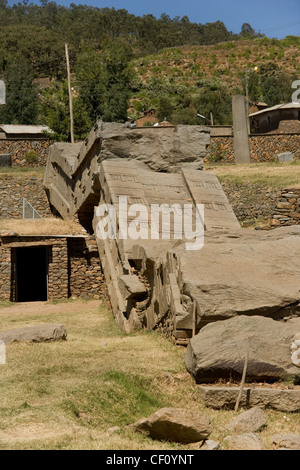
xmin=22 ymin=198 xmax=42 ymax=220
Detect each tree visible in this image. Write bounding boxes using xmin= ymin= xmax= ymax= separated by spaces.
xmin=259 ymin=64 xmax=292 ymax=106
xmin=193 ymin=79 xmax=232 ymax=125
xmin=240 ymin=23 xmax=256 ymax=37
xmin=156 ymin=96 xmax=174 ymax=122
xmin=39 ymin=80 xmax=93 ymax=141
xmin=0 ymin=60 xmax=39 ymax=124
xmin=246 ymin=63 xmax=294 ymax=106
xmin=75 ymin=40 xmax=132 ymax=124
xmin=171 ymin=107 xmax=197 ymax=125
xmin=0 ymin=24 xmax=66 ymax=80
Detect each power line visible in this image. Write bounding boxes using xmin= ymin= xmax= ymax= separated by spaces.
xmin=260 ymin=20 xmax=300 ymax=34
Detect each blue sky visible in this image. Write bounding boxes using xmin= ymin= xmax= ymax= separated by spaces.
xmin=6 ymin=0 xmax=300 ymax=38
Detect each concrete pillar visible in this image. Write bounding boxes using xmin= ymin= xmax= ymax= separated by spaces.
xmin=232 ymin=95 xmax=251 ymax=164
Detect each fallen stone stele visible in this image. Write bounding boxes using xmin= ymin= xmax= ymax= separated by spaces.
xmin=0 ymin=324 xmax=67 ymax=344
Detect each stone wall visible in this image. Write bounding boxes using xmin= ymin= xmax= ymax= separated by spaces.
xmin=222 ymin=181 xmax=278 ymax=223
xmin=250 ymin=134 xmax=300 ymax=162
xmin=270 ymin=188 xmax=300 ymax=228
xmin=222 ymin=181 xmax=300 ymax=228
xmin=0 ymin=240 xmax=10 ymax=301
xmin=68 ymin=236 xmax=107 ymax=300
xmin=209 ymin=134 xmax=300 ymax=163
xmin=0 ymin=139 xmax=52 ymax=167
xmin=48 ymin=238 xmax=69 ymax=301
xmin=0 ymin=175 xmax=52 ymax=219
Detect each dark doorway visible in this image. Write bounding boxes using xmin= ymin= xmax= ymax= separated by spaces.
xmin=16 ymin=246 xmax=48 ymax=302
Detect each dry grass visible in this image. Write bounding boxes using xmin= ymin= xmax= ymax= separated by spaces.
xmin=0 ymin=218 xmax=84 ymax=236
xmin=0 ymin=167 xmax=45 ymax=178
xmin=0 ymin=300 xmax=299 ymax=450
xmin=205 ymin=161 xmax=300 ymax=188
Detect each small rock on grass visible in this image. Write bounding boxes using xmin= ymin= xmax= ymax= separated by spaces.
xmin=227 ymin=406 xmax=267 ymax=434
xmin=224 ymin=433 xmax=265 ymax=451
xmin=272 ymin=434 xmax=300 ymax=450
xmin=199 ymin=440 xmax=221 ymax=451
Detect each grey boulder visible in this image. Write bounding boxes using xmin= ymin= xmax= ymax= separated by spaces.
xmin=130 ymin=407 xmax=212 ymax=444
xmin=227 ymin=407 xmax=267 ymax=434
xmin=185 ymin=315 xmax=300 ymax=383
xmin=0 ymin=324 xmax=67 ymax=344
xmin=272 ymin=434 xmax=300 ymax=450
xmin=224 ymin=433 xmax=265 ymax=451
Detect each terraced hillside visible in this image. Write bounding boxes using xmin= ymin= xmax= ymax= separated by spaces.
xmin=128 ymin=37 xmax=300 ymax=122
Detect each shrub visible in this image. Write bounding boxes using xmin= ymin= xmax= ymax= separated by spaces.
xmin=25 ymin=150 xmax=39 ymax=164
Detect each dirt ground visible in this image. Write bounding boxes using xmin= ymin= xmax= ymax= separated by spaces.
xmin=0 ymin=300 xmax=101 ymax=317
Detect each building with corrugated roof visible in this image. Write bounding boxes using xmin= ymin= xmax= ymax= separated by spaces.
xmin=0 ymin=125 xmax=53 ymax=140
xmin=250 ymin=102 xmax=300 ymax=134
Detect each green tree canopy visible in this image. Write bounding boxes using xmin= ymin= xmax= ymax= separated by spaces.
xmin=39 ymin=80 xmax=93 ymax=141
xmin=0 ymin=60 xmax=39 ymax=124
xmin=75 ymin=40 xmax=132 ymax=124
xmin=193 ymin=80 xmax=232 ymax=125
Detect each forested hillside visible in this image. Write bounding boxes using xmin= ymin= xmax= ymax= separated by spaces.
xmin=0 ymin=1 xmax=299 ymax=140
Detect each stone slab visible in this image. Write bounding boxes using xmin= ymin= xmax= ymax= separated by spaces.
xmin=277 ymin=152 xmax=294 ymax=162
xmin=0 ymin=324 xmax=67 ymax=344
xmin=182 ymin=169 xmax=241 ymax=231
xmin=198 ymin=386 xmax=300 ymax=412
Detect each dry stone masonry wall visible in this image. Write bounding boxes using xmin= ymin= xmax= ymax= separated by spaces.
xmin=68 ymin=236 xmax=107 ymax=300
xmin=0 ymin=139 xmax=52 ymax=167
xmin=221 ymin=182 xmax=300 ymax=228
xmin=0 ymin=175 xmax=52 ymax=219
xmin=271 ymin=188 xmax=300 ymax=228
xmin=209 ymin=134 xmax=300 ymax=163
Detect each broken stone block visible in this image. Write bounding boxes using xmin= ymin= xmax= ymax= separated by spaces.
xmin=226 ymin=407 xmax=267 ymax=434
xmin=0 ymin=324 xmax=67 ymax=344
xmin=199 ymin=440 xmax=221 ymax=450
xmin=185 ymin=316 xmax=300 ymax=383
xmin=129 ymin=408 xmax=212 ymax=444
xmin=272 ymin=434 xmax=300 ymax=450
xmin=291 ymin=333 xmax=300 ymax=368
xmin=118 ymin=275 xmax=147 ymax=300
xmin=224 ymin=433 xmax=265 ymax=451
xmin=198 ymin=386 xmax=300 ymax=412
xmin=277 ymin=152 xmax=294 ymax=162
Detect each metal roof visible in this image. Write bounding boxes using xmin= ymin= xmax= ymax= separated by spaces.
xmin=249 ymin=102 xmax=300 ymax=117
xmin=0 ymin=124 xmax=53 ymax=135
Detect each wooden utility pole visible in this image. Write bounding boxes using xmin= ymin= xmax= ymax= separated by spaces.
xmin=65 ymin=43 xmax=74 ymax=144
xmin=235 ymin=341 xmax=250 ymax=412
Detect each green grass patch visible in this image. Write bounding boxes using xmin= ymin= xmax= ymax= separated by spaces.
xmin=0 ymin=301 xmax=14 ymax=308
xmin=62 ymin=369 xmax=164 ymax=428
xmin=0 ymin=166 xmax=45 ymax=178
